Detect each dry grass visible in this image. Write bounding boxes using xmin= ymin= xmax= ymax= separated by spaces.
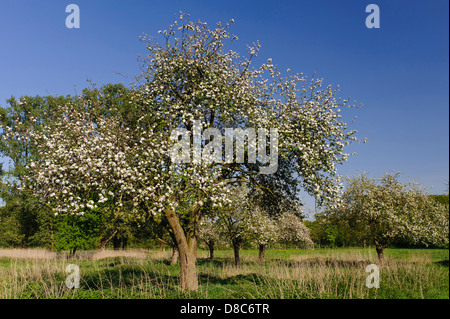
xmin=0 ymin=258 xmax=69 ymax=298
xmin=0 ymin=248 xmax=174 ymax=261
xmin=91 ymin=249 xmax=150 ymax=261
xmin=0 ymin=248 xmax=57 ymax=260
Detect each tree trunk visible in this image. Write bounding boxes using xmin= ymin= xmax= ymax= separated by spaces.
xmin=208 ymin=243 xmax=214 ymax=260
xmin=113 ymin=235 xmax=120 ymax=251
xmin=178 ymin=238 xmax=198 ymax=290
xmin=69 ymin=247 xmax=77 ymax=259
xmin=374 ymin=238 xmax=388 ymax=266
xmin=258 ymin=244 xmax=265 ymax=262
xmin=233 ymin=240 xmax=241 ymax=267
xmin=170 ymin=246 xmax=179 ymax=265
xmin=98 ymin=229 xmax=118 ymax=250
xmin=376 ymin=246 xmax=384 ymax=265
xmin=164 ymin=208 xmax=198 ymax=290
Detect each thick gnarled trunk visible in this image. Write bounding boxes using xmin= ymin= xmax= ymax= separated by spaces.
xmin=178 ymin=237 xmax=198 ymax=290
xmin=164 ymin=208 xmax=198 ymax=290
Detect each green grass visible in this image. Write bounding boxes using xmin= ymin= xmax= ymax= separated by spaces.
xmin=0 ymin=247 xmax=448 ymax=299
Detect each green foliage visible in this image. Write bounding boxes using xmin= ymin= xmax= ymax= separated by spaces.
xmin=325 ymin=224 xmax=338 ymax=248
xmin=54 ymin=210 xmax=103 ymax=252
xmin=80 ymin=83 xmax=139 ymax=129
xmin=306 ymin=214 xmax=366 ymax=248
xmin=0 ymin=206 xmax=24 ymax=247
xmin=0 ymin=193 xmax=53 ymax=248
xmin=430 ymin=194 xmax=449 ymax=206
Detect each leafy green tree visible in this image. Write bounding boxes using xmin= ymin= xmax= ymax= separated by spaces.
xmin=54 ymin=210 xmax=103 ymax=257
xmin=0 ymin=190 xmax=54 ymax=247
xmin=325 ymin=224 xmax=338 ymax=248
xmin=429 ymin=194 xmax=449 ymax=206
xmin=0 ymin=206 xmax=24 ymax=247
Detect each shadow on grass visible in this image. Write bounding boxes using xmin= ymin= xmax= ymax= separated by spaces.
xmin=434 ymin=259 xmax=449 ymax=267
xmin=199 ymin=272 xmax=259 ymax=286
xmin=282 ymin=258 xmax=369 ymax=268
xmin=196 ymin=257 xmax=234 ymax=267
xmin=77 ymin=257 xmax=262 ymax=296
xmin=197 ymin=256 xmax=378 ymax=269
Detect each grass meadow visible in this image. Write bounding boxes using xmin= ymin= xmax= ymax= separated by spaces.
xmin=0 ymin=247 xmax=448 ymax=299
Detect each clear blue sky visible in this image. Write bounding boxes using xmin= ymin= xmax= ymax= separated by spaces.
xmin=1 ymin=1 xmax=448 ymax=213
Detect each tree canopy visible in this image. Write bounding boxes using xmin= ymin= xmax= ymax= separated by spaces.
xmin=1 ymin=13 xmax=362 ymax=290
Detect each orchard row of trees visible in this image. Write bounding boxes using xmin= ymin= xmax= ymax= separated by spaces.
xmin=198 ymin=185 xmax=313 ymax=266
xmin=1 ymin=162 xmax=447 ymax=259
xmin=0 ymin=13 xmax=448 ymax=290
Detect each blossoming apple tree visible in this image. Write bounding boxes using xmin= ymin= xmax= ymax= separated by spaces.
xmin=134 ymin=13 xmax=360 ymax=288
xmin=329 ymin=172 xmax=449 ymax=264
xmin=12 ymin=13 xmax=362 ymax=290
xmin=198 ymin=217 xmax=223 ymax=260
xmin=242 ymin=205 xmax=279 ymax=262
xmin=277 ymin=211 xmax=314 ymax=249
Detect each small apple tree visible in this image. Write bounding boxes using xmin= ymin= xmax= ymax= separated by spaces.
xmin=198 ymin=217 xmax=223 ymax=260
xmin=277 ymin=211 xmax=314 ymax=249
xmin=242 ymin=205 xmax=278 ymax=262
